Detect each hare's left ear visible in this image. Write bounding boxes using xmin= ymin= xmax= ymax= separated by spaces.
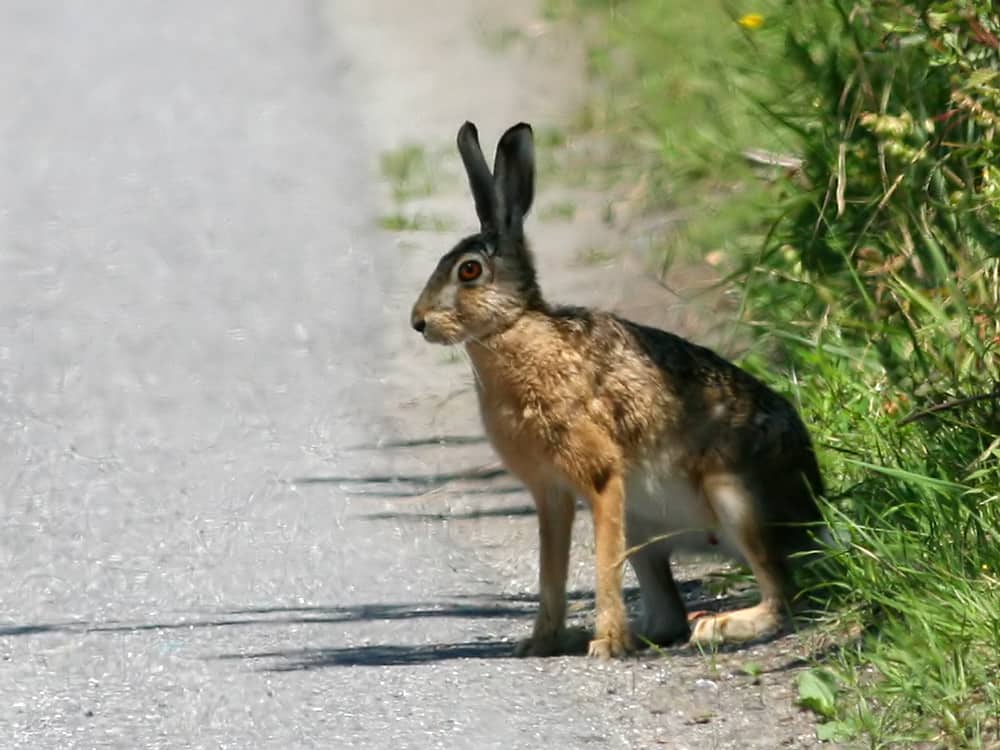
xmin=457 ymin=122 xmax=498 ymax=233
xmin=492 ymin=122 xmax=534 ymax=235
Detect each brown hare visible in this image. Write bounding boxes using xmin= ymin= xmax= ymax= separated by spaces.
xmin=410 ymin=121 xmax=825 ymax=659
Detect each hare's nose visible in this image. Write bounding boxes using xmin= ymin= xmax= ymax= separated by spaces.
xmin=412 ymin=317 xmax=426 ymax=334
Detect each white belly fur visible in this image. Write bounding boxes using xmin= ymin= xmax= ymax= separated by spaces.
xmin=624 ymin=460 xmax=743 ymax=561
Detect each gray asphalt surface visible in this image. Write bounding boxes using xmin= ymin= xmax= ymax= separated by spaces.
xmin=0 ymin=3 xmax=634 ymax=748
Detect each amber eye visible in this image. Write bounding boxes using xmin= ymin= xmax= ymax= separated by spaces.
xmin=457 ymin=259 xmax=483 ymax=283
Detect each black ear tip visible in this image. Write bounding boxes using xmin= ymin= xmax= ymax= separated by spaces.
xmin=458 ymin=121 xmax=479 ymax=139
xmin=500 ymin=122 xmax=533 ymax=145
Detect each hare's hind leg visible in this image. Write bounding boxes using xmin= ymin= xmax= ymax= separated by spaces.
xmin=690 ymin=474 xmax=789 ymax=646
xmin=515 ymin=485 xmax=577 ymax=657
xmin=628 ymin=541 xmax=690 ymax=647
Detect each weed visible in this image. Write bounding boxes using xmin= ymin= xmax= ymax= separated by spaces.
xmin=379 ymin=144 xmax=438 ymax=202
xmin=740 ymin=661 xmax=763 ymax=684
xmin=377 ymin=212 xmax=454 ymax=233
xmin=539 ymin=200 xmax=578 ymax=221
xmin=575 ymin=246 xmax=617 ymax=266
xmin=480 ymin=25 xmax=524 ymax=53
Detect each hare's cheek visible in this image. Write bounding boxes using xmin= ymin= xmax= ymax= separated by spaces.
xmin=423 ymin=311 xmax=463 ymax=344
xmin=455 ymin=286 xmax=492 ymax=316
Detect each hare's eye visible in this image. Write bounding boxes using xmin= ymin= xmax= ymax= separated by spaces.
xmin=457 ymin=259 xmax=483 ymax=283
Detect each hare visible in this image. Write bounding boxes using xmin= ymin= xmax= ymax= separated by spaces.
xmin=410 ymin=121 xmax=825 ymax=659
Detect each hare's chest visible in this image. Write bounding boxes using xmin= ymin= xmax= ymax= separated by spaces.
xmin=474 ymin=379 xmax=564 ymax=482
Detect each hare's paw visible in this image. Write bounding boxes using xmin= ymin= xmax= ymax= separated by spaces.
xmin=514 ymin=627 xmax=590 ymax=657
xmin=587 ymin=628 xmax=634 ymax=660
xmin=514 ymin=633 xmax=560 ymax=658
xmin=630 ymin=615 xmax=690 ymax=649
xmin=689 ymin=604 xmax=782 ymax=647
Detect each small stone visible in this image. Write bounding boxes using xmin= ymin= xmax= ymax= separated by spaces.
xmin=686 ymin=711 xmax=715 ymax=725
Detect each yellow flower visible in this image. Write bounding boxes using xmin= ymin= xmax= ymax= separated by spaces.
xmin=738 ymin=13 xmax=765 ymax=30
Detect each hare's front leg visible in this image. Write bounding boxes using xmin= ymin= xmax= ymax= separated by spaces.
xmin=586 ymin=473 xmax=633 ymax=659
xmin=514 ymin=486 xmax=576 ymax=657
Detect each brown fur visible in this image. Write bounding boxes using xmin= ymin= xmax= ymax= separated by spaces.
xmin=411 ymin=122 xmax=824 ymax=658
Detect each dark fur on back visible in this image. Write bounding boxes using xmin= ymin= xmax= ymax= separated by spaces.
xmin=544 ymin=304 xmax=825 ymax=551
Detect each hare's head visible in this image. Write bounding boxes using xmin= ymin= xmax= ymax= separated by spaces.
xmin=411 ymin=122 xmax=542 ymax=345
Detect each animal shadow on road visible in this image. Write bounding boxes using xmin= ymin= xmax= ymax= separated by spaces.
xmin=292 ymin=462 xmax=524 ymax=502
xmin=216 ymin=639 xmax=519 ymax=670
xmin=207 ymin=582 xmax=792 ymax=672
xmin=2 ymin=589 xmax=794 ymax=672
xmin=294 ymin=433 xmax=525 ymax=505
xmin=0 ymin=597 xmax=533 ymax=639
xmin=210 ymin=592 xmax=603 ymax=671
xmin=208 ymin=585 xmax=781 ymax=672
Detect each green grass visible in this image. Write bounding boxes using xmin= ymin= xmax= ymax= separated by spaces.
xmin=438 ymin=348 xmax=464 ymax=365
xmin=379 ymin=143 xmax=440 ymax=202
xmin=377 ymin=142 xmax=457 ymax=232
xmin=572 ymin=0 xmax=1000 ymax=745
xmin=560 ymin=0 xmax=798 ymax=263
xmin=480 ymin=25 xmax=525 ymax=52
xmin=575 ymin=245 xmax=617 ymax=266
xmin=377 ymin=212 xmax=454 ymax=233
xmin=766 ymin=327 xmax=1000 ymax=746
xmin=538 ymin=200 xmax=579 ymax=221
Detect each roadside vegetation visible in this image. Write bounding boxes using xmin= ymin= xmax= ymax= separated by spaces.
xmin=558 ymin=0 xmax=1000 ymax=745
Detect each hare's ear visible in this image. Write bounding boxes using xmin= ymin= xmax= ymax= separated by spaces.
xmin=493 ymin=122 xmax=534 ymax=234
xmin=457 ymin=122 xmax=498 ymax=233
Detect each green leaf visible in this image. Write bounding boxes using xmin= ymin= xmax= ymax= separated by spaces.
xmin=816 ymin=721 xmax=855 ymax=742
xmin=797 ymin=668 xmax=838 ymax=719
xmin=840 ymin=458 xmax=966 ymax=493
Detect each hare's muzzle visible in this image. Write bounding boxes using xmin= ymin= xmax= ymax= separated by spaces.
xmin=410 ymin=301 xmax=428 ymax=334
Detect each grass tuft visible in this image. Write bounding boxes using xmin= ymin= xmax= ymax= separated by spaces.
xmin=379 ymin=144 xmax=439 ymax=202
xmin=377 ymin=212 xmax=454 ymax=233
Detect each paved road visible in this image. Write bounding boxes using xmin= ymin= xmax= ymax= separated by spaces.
xmin=0 ymin=3 xmax=654 ymax=749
